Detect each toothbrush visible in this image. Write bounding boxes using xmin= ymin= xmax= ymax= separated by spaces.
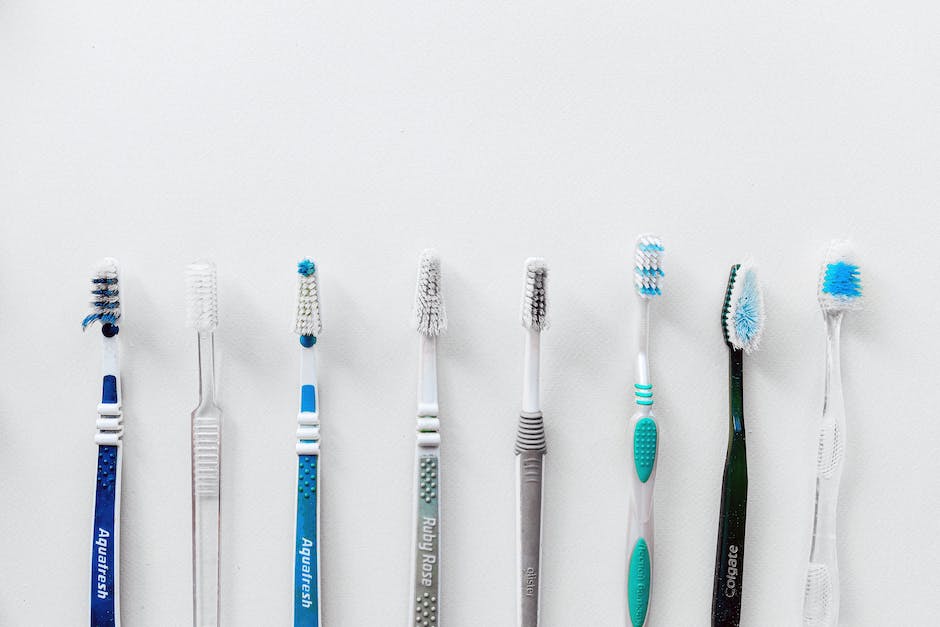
xmin=802 ymin=241 xmax=862 ymax=627
xmin=516 ymin=258 xmax=548 ymax=627
xmin=186 ymin=261 xmax=222 ymax=627
xmin=293 ymin=258 xmax=323 ymax=626
xmin=712 ymin=262 xmax=765 ymax=627
xmin=83 ymin=258 xmax=124 ymax=627
xmin=409 ymin=250 xmax=446 ymax=627
xmin=627 ymin=236 xmax=664 ymax=627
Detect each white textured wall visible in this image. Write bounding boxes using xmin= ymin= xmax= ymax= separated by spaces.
xmin=1 ymin=2 xmax=938 ymax=625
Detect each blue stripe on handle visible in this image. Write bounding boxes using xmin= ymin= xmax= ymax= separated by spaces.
xmin=91 ymin=445 xmax=118 ymax=627
xmin=101 ymin=376 xmax=117 ymax=404
xmin=294 ymin=455 xmax=319 ymax=626
xmin=300 ymin=385 xmax=316 ymax=414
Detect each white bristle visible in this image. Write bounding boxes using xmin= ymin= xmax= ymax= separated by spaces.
xmin=818 ymin=240 xmax=863 ymax=314
xmin=634 ymin=234 xmax=664 ymax=298
xmin=294 ymin=259 xmax=322 ymax=336
xmin=414 ymin=249 xmax=446 ymax=336
xmin=185 ymin=260 xmax=218 ymax=333
xmin=723 ymin=261 xmax=765 ymax=353
xmin=522 ymin=258 xmax=549 ymax=331
xmin=83 ymin=257 xmax=121 ymax=329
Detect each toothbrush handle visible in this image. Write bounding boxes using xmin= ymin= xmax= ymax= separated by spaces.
xmin=516 ymin=411 xmax=546 ymax=627
xmin=90 ymin=444 xmax=122 ymax=627
xmin=803 ymin=317 xmax=845 ymax=627
xmin=712 ymin=429 xmax=748 ymax=627
xmin=294 ymin=454 xmax=321 ymax=626
xmin=91 ymin=374 xmax=122 ymax=627
xmin=410 ymin=443 xmax=441 ymax=627
xmin=627 ymin=415 xmax=658 ymax=627
xmin=192 ymin=410 xmax=221 ymax=627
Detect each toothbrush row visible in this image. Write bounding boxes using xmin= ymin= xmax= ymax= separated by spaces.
xmin=80 ymin=237 xmax=862 ymax=627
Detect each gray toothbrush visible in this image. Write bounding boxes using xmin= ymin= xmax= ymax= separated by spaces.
xmin=409 ymin=250 xmax=446 ymax=627
xmin=516 ymin=258 xmax=549 ymax=627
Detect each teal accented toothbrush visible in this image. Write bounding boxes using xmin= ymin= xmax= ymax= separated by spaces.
xmin=293 ymin=258 xmax=323 ymax=626
xmin=712 ymin=262 xmax=764 ymax=627
xmin=409 ymin=250 xmax=446 ymax=627
xmin=802 ymin=241 xmax=862 ymax=627
xmin=627 ymin=235 xmax=664 ymax=627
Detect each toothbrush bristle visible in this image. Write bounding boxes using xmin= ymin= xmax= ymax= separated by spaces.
xmin=634 ymin=234 xmax=664 ymax=298
xmin=414 ymin=249 xmax=446 ymax=336
xmin=82 ymin=257 xmax=121 ymax=330
xmin=818 ymin=240 xmax=862 ymax=313
xmin=294 ymin=258 xmax=322 ymax=337
xmin=521 ymin=257 xmax=549 ymax=331
xmin=722 ymin=261 xmax=765 ymax=353
xmin=185 ymin=260 xmax=219 ymax=333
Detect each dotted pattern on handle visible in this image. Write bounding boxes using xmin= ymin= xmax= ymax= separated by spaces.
xmin=294 ymin=455 xmax=319 ymax=625
xmin=816 ymin=422 xmax=844 ymax=479
xmin=633 ymin=418 xmax=658 ymax=483
xmin=515 ymin=411 xmax=547 ymax=454
xmin=803 ymin=563 xmax=833 ymax=626
xmin=413 ymin=455 xmax=440 ymax=626
xmin=193 ymin=416 xmax=220 ymax=496
xmin=91 ymin=445 xmax=119 ymax=627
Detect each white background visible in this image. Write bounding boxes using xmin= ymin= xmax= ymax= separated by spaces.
xmin=1 ymin=2 xmax=938 ymax=626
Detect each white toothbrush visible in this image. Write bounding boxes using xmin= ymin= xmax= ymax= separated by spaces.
xmin=802 ymin=241 xmax=863 ymax=627
xmin=516 ymin=257 xmax=548 ymax=627
xmin=83 ymin=258 xmax=124 ymax=627
xmin=409 ymin=250 xmax=446 ymax=627
xmin=627 ymin=236 xmax=664 ymax=627
xmin=293 ymin=258 xmax=323 ymax=626
xmin=186 ymin=260 xmax=222 ymax=627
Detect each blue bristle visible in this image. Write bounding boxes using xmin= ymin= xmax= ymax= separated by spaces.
xmin=733 ymin=271 xmax=762 ymax=345
xmin=639 ymin=243 xmax=664 ymax=252
xmin=297 ymin=259 xmax=316 ymax=277
xmin=823 ymin=262 xmax=861 ymax=298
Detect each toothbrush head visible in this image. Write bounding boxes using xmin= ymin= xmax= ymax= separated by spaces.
xmin=82 ymin=257 xmax=121 ymax=335
xmin=722 ymin=261 xmax=765 ymax=353
xmin=294 ymin=258 xmax=322 ymax=342
xmin=818 ymin=240 xmax=862 ymax=313
xmin=521 ymin=257 xmax=549 ymax=331
xmin=414 ymin=249 xmax=446 ymax=336
xmin=634 ymin=234 xmax=664 ymax=298
xmin=185 ymin=260 xmax=219 ymax=333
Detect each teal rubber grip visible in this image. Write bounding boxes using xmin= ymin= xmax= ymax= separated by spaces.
xmin=628 ymin=537 xmax=651 ymax=626
xmin=633 ymin=418 xmax=658 ymax=483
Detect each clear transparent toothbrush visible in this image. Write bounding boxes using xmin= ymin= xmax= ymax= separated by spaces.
xmin=803 ymin=242 xmax=862 ymax=627
xmin=516 ymin=258 xmax=548 ymax=627
xmin=293 ymin=258 xmax=323 ymax=626
xmin=186 ymin=260 xmax=221 ymax=627
xmin=409 ymin=250 xmax=446 ymax=627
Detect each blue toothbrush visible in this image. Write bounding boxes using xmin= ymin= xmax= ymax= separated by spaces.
xmin=83 ymin=258 xmax=124 ymax=627
xmin=293 ymin=258 xmax=323 ymax=626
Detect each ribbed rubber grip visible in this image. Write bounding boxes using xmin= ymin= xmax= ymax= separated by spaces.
xmin=515 ymin=411 xmax=547 ymax=454
xmin=193 ymin=416 xmax=220 ymax=496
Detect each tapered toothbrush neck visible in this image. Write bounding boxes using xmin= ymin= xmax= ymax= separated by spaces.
xmin=417 ymin=333 xmax=439 ymax=417
xmin=522 ymin=328 xmax=541 ymax=414
xmin=197 ymin=331 xmax=217 ymax=406
xmin=635 ymin=298 xmax=651 ymax=386
xmin=728 ymin=347 xmax=745 ymax=435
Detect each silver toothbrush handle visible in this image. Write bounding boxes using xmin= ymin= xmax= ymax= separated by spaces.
xmin=410 ymin=447 xmax=441 ymax=627
xmin=516 ymin=411 xmax=547 ymax=627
